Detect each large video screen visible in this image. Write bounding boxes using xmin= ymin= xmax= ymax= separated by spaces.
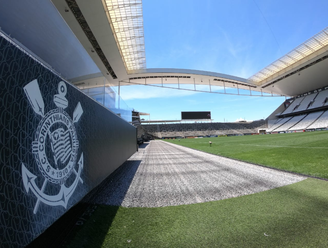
xmin=181 ymin=111 xmax=211 ymax=120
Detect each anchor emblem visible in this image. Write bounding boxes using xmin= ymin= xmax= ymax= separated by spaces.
xmin=22 ymin=80 xmax=83 ymax=214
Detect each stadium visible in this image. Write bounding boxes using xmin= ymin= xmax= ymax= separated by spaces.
xmin=1 ymin=0 xmax=328 ymax=247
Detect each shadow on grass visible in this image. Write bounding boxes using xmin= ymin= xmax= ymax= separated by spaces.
xmin=68 ymin=179 xmax=328 ymax=247
xmin=27 ymin=159 xmax=141 ymax=248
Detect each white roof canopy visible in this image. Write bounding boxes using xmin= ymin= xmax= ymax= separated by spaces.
xmin=104 ymin=0 xmax=146 ymax=72
xmin=249 ymin=27 xmax=328 ymax=86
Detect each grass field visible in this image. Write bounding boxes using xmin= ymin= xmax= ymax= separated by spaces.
xmin=68 ymin=179 xmax=328 ymax=248
xmin=66 ymin=131 xmax=328 ymax=247
xmin=165 ymin=131 xmax=328 ymax=179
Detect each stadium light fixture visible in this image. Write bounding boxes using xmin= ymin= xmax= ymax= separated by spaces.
xmin=103 ymin=0 xmax=146 ymax=73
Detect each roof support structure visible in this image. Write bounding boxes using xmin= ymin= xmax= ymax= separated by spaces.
xmin=120 ymin=79 xmax=283 ymax=97
xmin=103 ymin=0 xmax=146 ymax=72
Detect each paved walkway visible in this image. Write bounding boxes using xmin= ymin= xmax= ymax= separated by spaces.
xmin=92 ymin=140 xmax=306 ymax=207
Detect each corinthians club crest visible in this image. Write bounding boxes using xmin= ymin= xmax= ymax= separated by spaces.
xmin=22 ymin=79 xmax=83 ymax=214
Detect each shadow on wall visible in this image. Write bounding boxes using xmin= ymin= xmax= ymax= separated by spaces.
xmin=27 ymin=159 xmax=141 ymax=248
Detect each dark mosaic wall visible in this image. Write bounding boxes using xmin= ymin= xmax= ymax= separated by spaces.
xmin=0 ymin=33 xmax=137 ymax=247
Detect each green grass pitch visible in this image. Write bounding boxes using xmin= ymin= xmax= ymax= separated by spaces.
xmin=68 ymin=179 xmax=328 ymax=248
xmin=66 ymin=131 xmax=328 ymax=247
xmin=165 ymin=131 xmax=328 ymax=179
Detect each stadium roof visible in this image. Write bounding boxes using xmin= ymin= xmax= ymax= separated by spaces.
xmin=1 ymin=0 xmax=327 ymax=97
xmin=249 ymin=28 xmax=328 ymax=86
xmin=103 ymin=0 xmax=146 ymax=72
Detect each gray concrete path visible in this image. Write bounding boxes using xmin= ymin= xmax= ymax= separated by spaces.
xmin=92 ymin=140 xmax=306 ymax=207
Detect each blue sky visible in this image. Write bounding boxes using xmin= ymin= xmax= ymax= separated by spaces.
xmin=117 ymin=0 xmax=328 ymax=122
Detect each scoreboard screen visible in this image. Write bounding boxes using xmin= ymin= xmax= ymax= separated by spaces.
xmin=181 ymin=111 xmax=211 ymax=120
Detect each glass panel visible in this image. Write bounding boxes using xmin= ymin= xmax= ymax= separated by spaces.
xmin=104 ymin=0 xmax=146 ymax=72
xmin=83 ymin=86 xmax=132 ymax=122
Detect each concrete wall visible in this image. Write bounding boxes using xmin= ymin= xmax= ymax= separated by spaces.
xmin=0 ymin=32 xmax=137 ymax=247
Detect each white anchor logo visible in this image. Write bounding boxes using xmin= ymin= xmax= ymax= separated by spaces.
xmin=22 ymin=79 xmax=83 ymax=214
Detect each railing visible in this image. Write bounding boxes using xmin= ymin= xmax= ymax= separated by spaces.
xmin=81 ymin=86 xmax=132 ymax=122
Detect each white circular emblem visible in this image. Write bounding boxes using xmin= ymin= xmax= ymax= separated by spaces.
xmin=22 ymin=80 xmax=84 ymax=214
xmin=33 ymin=108 xmax=79 ymax=184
